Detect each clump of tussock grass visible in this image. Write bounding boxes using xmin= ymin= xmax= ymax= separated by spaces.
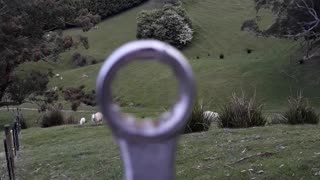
xmin=218 ymin=92 xmax=266 ymax=128
xmin=284 ymin=92 xmax=319 ymax=125
xmin=41 ymin=108 xmax=64 ymax=128
xmin=184 ymin=100 xmax=212 ymax=134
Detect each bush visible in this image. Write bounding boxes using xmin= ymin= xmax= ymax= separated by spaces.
xmin=85 ymin=0 xmax=148 ymax=19
xmin=20 ymin=117 xmax=28 ymax=129
xmin=65 ymin=115 xmax=77 ymax=124
xmin=71 ymin=52 xmax=87 ymax=67
xmin=184 ymin=101 xmax=211 ymax=134
xmin=137 ymin=4 xmax=193 ymax=48
xmin=284 ymin=93 xmax=319 ymax=125
xmin=218 ymin=93 xmax=266 ymax=128
xmin=41 ymin=110 xmax=64 ymax=128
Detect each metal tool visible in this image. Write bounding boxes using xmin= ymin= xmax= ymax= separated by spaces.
xmin=96 ymin=40 xmax=195 ymax=180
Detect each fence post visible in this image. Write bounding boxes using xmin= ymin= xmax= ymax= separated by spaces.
xmin=4 ymin=139 xmax=13 ymax=180
xmin=5 ymin=125 xmax=15 ymax=168
xmin=11 ymin=124 xmax=17 ymax=156
xmin=10 ymin=129 xmax=16 ymax=157
xmin=14 ymin=122 xmax=19 ymax=151
xmin=16 ymin=115 xmax=21 ymax=134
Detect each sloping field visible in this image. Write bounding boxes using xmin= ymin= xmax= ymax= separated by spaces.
xmin=47 ymin=0 xmax=320 ymax=115
xmin=1 ymin=1 xmax=320 ymax=179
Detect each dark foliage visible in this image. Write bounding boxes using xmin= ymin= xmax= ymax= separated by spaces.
xmin=85 ymin=0 xmax=147 ymax=19
xmin=41 ymin=109 xmax=64 ymax=128
xmin=62 ymin=85 xmax=96 ymax=111
xmin=242 ymin=0 xmax=320 ymax=58
xmin=78 ymin=35 xmax=89 ymax=49
xmin=91 ymin=59 xmax=97 ymax=64
xmin=0 ymin=1 xmax=79 ymax=108
xmin=71 ymin=52 xmax=87 ymax=67
xmin=20 ymin=117 xmax=28 ymax=129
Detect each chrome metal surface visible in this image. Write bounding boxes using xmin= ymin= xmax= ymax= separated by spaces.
xmin=96 ymin=40 xmax=195 ymax=180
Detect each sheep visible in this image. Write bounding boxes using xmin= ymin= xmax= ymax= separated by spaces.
xmin=55 ymin=74 xmax=60 ymax=77
xmin=203 ymin=111 xmax=219 ymax=122
xmin=82 ymin=74 xmax=88 ymax=78
xmin=60 ymin=76 xmax=63 ymax=80
xmin=79 ymin=117 xmax=86 ymax=125
xmin=91 ymin=112 xmax=103 ymax=125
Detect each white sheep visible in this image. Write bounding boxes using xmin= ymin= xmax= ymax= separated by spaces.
xmin=203 ymin=111 xmax=219 ymax=122
xmin=82 ymin=74 xmax=88 ymax=78
xmin=91 ymin=112 xmax=103 ymax=125
xmin=55 ymin=74 xmax=60 ymax=77
xmin=79 ymin=117 xmax=86 ymax=125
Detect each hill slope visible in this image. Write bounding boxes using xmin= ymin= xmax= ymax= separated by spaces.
xmin=11 ymin=0 xmax=320 ymax=121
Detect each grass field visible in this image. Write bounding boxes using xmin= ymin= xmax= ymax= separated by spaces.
xmin=3 ymin=0 xmax=317 ymax=127
xmin=50 ymin=0 xmax=320 ymax=113
xmin=6 ymin=124 xmax=319 ymax=179
xmin=1 ymin=0 xmax=320 ymax=179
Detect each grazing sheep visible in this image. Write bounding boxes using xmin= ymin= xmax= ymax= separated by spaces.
xmin=82 ymin=74 xmax=88 ymax=78
xmin=203 ymin=111 xmax=219 ymax=122
xmin=60 ymin=76 xmax=63 ymax=80
xmin=55 ymin=74 xmax=60 ymax=77
xmin=91 ymin=112 xmax=103 ymax=125
xmin=80 ymin=117 xmax=86 ymax=125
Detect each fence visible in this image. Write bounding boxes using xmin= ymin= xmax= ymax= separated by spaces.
xmin=2 ymin=114 xmax=22 ymax=180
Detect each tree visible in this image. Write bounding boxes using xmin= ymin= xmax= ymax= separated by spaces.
xmin=242 ymin=0 xmax=320 ymax=60
xmin=0 ymin=0 xmax=78 ymax=108
xmin=137 ymin=4 xmax=193 ymax=48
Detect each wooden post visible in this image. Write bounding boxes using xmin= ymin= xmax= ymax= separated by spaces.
xmin=4 ymin=139 xmax=13 ymax=180
xmin=5 ymin=125 xmax=15 ymax=168
xmin=14 ymin=122 xmax=19 ymax=151
xmin=10 ymin=129 xmax=16 ymax=157
xmin=16 ymin=115 xmax=21 ymax=134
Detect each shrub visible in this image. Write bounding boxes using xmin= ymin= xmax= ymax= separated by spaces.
xmin=78 ymin=35 xmax=89 ymax=49
xmin=85 ymin=0 xmax=148 ymax=19
xmin=184 ymin=101 xmax=211 ymax=134
xmin=91 ymin=59 xmax=97 ymax=64
xmin=20 ymin=117 xmax=28 ymax=129
xmin=218 ymin=93 xmax=266 ymax=128
xmin=284 ymin=93 xmax=319 ymax=125
xmin=65 ymin=115 xmax=77 ymax=124
xmin=41 ymin=110 xmax=64 ymax=128
xmin=71 ymin=52 xmax=87 ymax=67
xmin=137 ymin=4 xmax=193 ymax=48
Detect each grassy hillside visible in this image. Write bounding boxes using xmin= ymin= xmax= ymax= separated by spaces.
xmin=1 ymin=1 xmax=320 ymax=179
xmin=8 ymin=124 xmax=320 ymax=179
xmin=47 ymin=0 xmax=320 ymax=115
xmin=2 ymin=0 xmax=320 ymax=125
